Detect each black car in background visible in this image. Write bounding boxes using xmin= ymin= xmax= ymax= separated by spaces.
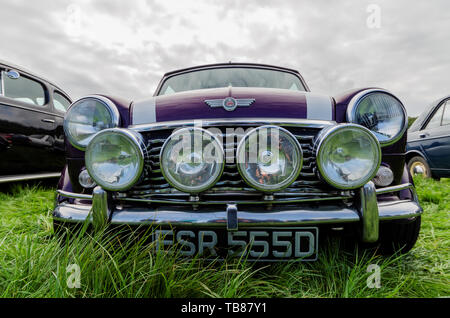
xmin=407 ymin=95 xmax=450 ymax=179
xmin=0 ymin=60 xmax=71 ymax=183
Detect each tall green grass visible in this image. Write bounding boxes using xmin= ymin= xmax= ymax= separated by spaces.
xmin=0 ymin=178 xmax=448 ymax=298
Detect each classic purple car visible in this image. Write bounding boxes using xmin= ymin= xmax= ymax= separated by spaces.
xmin=54 ymin=63 xmax=422 ymax=260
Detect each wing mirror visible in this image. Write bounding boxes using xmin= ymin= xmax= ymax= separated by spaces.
xmin=6 ymin=69 xmax=20 ymax=80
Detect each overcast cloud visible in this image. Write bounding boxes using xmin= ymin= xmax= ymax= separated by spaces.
xmin=0 ymin=0 xmax=448 ymax=116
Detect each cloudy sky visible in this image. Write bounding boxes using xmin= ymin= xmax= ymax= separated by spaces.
xmin=0 ymin=0 xmax=448 ymax=116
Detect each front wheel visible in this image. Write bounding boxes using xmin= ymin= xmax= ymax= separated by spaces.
xmin=408 ymin=156 xmax=431 ymax=178
xmin=377 ymin=216 xmax=421 ymax=255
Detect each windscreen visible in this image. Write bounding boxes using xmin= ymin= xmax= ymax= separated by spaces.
xmin=158 ymin=67 xmax=306 ymax=96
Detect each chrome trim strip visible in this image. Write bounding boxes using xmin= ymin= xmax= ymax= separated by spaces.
xmin=346 ymin=89 xmax=408 ymax=147
xmin=56 ymin=190 xmax=351 ymax=204
xmin=91 ymin=186 xmax=110 ymax=230
xmin=57 ymin=182 xmax=420 ymax=205
xmin=0 ymin=70 xmax=4 ymax=96
xmin=377 ymin=200 xmax=422 ymax=220
xmin=0 ymin=98 xmax=62 ymax=117
xmin=115 ymin=195 xmax=352 ymax=205
xmin=129 ymin=118 xmax=336 ymax=132
xmin=63 ymin=95 xmax=121 ymax=151
xmin=359 ymin=181 xmax=379 ymax=243
xmin=375 ymin=183 xmax=420 ymax=204
xmin=57 ymin=190 xmax=92 ymax=200
xmin=226 ymin=204 xmax=238 ymax=231
xmin=54 ymin=202 xmax=360 ymax=226
xmin=56 ymin=183 xmax=419 ymax=205
xmin=54 ymin=182 xmax=422 ymax=231
xmin=408 ymin=134 xmax=450 ymax=143
xmin=0 ymin=172 xmax=61 ymax=184
xmin=53 ymin=199 xmax=422 ymax=226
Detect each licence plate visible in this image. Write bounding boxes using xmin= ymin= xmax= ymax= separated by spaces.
xmin=151 ymin=227 xmax=318 ymax=261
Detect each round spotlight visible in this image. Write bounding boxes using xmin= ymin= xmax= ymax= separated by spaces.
xmin=372 ymin=165 xmax=394 ymax=187
xmin=316 ymin=124 xmax=381 ymax=190
xmin=160 ymin=127 xmax=224 ymax=193
xmin=85 ymin=128 xmax=145 ymax=191
xmin=78 ymin=169 xmax=96 ymax=188
xmin=236 ymin=126 xmax=303 ymax=192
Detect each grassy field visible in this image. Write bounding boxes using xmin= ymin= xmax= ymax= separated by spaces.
xmin=0 ymin=177 xmax=448 ymax=298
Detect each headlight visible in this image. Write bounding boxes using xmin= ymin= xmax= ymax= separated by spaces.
xmin=64 ymin=96 xmax=120 ymax=150
xmin=160 ymin=127 xmax=224 ymax=193
xmin=347 ymin=89 xmax=407 ymax=146
xmin=316 ymin=124 xmax=381 ymax=190
xmin=85 ymin=128 xmax=144 ymax=191
xmin=236 ymin=126 xmax=303 ymax=192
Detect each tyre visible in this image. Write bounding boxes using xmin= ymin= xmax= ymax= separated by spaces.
xmin=408 ymin=156 xmax=431 ymax=178
xmin=377 ymin=216 xmax=421 ymax=255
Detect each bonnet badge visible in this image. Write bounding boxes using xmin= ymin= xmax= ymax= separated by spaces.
xmin=205 ymin=97 xmax=255 ymax=111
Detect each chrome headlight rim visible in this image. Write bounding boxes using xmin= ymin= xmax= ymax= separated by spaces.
xmin=316 ymin=123 xmax=382 ymax=190
xmin=63 ymin=95 xmax=121 ymax=151
xmin=159 ymin=127 xmax=225 ymax=194
xmin=85 ymin=128 xmax=145 ymax=192
xmin=346 ymin=89 xmax=407 ymax=147
xmin=236 ymin=125 xmax=303 ymax=193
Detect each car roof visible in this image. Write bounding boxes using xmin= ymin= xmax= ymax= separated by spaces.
xmin=163 ymin=62 xmax=301 ymax=77
xmin=0 ymin=59 xmax=69 ymax=95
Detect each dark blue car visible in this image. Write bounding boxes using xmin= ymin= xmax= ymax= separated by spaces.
xmin=407 ymin=95 xmax=450 ymax=179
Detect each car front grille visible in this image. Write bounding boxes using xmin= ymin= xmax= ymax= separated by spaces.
xmin=118 ymin=123 xmax=352 ymax=206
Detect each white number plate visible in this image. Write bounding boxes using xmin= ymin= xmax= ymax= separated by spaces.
xmin=152 ymin=227 xmax=318 ymax=261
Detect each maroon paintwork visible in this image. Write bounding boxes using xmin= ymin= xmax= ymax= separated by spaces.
xmin=134 ymin=87 xmax=310 ymax=123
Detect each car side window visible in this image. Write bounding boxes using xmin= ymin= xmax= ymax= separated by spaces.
xmin=53 ymin=91 xmax=71 ymax=113
xmin=0 ymin=71 xmax=2 ymax=95
xmin=442 ymin=100 xmax=450 ymax=126
xmin=2 ymin=70 xmax=47 ymax=106
xmin=425 ymin=104 xmax=444 ymax=130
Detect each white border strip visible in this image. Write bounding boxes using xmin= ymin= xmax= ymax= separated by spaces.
xmin=305 ymin=92 xmax=333 ymax=120
xmin=132 ymin=98 xmax=156 ymax=124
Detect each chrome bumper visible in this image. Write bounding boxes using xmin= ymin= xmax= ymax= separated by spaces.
xmin=53 ymin=182 xmax=422 ymax=243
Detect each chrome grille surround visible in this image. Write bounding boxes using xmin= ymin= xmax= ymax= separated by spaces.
xmin=121 ymin=119 xmax=353 ymax=205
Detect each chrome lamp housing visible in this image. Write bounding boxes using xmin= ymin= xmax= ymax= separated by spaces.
xmin=236 ymin=125 xmax=303 ymax=192
xmin=64 ymin=95 xmax=120 ymax=150
xmin=346 ymin=89 xmax=407 ymax=146
xmin=160 ymin=127 xmax=225 ymax=194
xmin=85 ymin=128 xmax=145 ymax=191
xmin=315 ymin=124 xmax=381 ymax=190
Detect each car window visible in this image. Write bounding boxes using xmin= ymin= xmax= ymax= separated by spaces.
xmin=442 ymin=100 xmax=450 ymax=126
xmin=53 ymin=91 xmax=71 ymax=113
xmin=0 ymin=71 xmax=2 ymax=95
xmin=2 ymin=71 xmax=47 ymax=106
xmin=425 ymin=104 xmax=444 ymax=130
xmin=158 ymin=68 xmax=306 ymax=95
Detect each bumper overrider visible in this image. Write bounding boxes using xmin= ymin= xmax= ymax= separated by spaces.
xmin=53 ymin=182 xmax=422 ymax=243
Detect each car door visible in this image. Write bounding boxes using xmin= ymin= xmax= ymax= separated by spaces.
xmin=418 ymin=99 xmax=450 ymax=176
xmin=0 ymin=68 xmax=57 ymax=175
